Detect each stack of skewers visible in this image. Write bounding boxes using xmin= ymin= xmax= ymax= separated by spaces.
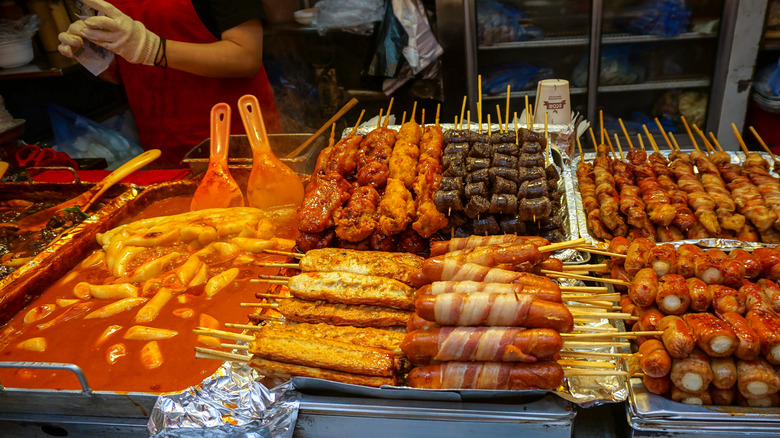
xmin=568 ymin=237 xmax=780 ymax=407
xmin=194 ymin=237 xmax=652 ymax=391
xmin=577 ymin=114 xmax=780 ymax=244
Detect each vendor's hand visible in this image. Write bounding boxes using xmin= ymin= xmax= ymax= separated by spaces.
xmin=77 ymin=0 xmax=161 ymax=65
xmin=58 ymin=21 xmax=87 ymax=59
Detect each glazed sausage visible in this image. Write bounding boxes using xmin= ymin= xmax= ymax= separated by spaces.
xmin=414 ymin=292 xmax=574 ymax=332
xmin=643 ymin=374 xmax=672 ymax=395
xmin=434 ymin=242 xmax=546 ymax=268
xmin=400 ymin=327 xmax=562 ymax=366
xmin=656 ymin=274 xmax=691 ymax=315
xmin=620 ymin=294 xmax=639 ymax=328
xmin=630 ymin=268 xmax=659 ymax=308
xmin=676 ymin=244 xmax=704 ymax=279
xmin=639 ymin=339 xmax=672 ymax=378
xmin=429 ymin=235 xmax=548 ymax=256
xmin=683 ymin=313 xmax=739 ymax=358
xmin=407 ymin=361 xmax=564 ymax=390
xmin=753 ymin=247 xmax=780 ymax=280
xmin=756 ymin=278 xmax=780 ymax=313
xmin=670 ymin=348 xmax=713 ymax=394
xmin=710 ymin=387 xmax=736 ymax=406
xmin=607 ymin=236 xmax=630 ymax=265
xmin=710 ymin=285 xmax=746 ymax=315
xmin=638 ymin=306 xmax=665 ymax=333
xmin=657 ymin=315 xmax=695 ymax=359
xmin=728 ymin=249 xmax=761 ymax=279
xmin=694 ymin=254 xmax=724 ymax=285
xmin=417 ymin=281 xmax=561 ymax=303
xmin=745 ymin=309 xmax=780 ymax=365
xmin=740 ymin=281 xmax=774 ymax=313
xmin=671 ymin=386 xmax=712 ymax=405
xmin=625 ymin=238 xmax=654 ymax=278
xmin=736 ymin=358 xmax=780 ymax=399
xmin=721 ymin=259 xmax=747 ymax=289
xmin=421 ymin=259 xmax=560 ymax=291
xmin=710 ymin=356 xmax=737 ymax=390
xmin=687 ymin=277 xmax=712 ymax=312
xmin=645 ymin=244 xmax=678 ymax=277
xmin=610 ymin=262 xmax=630 ymax=293
xmin=720 ymin=311 xmax=761 ymax=361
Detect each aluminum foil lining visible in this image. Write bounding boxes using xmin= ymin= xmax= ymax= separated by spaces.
xmin=571 ymin=150 xmax=780 ymax=250
xmin=344 ymin=123 xmax=585 ymax=263
xmin=148 ymin=360 xmax=299 ymax=438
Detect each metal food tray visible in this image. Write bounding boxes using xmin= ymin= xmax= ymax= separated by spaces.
xmin=345 ymin=122 xmax=587 ymax=263
xmin=571 ymin=150 xmax=779 ymax=250
xmin=182 ymin=133 xmax=327 ymax=177
xmin=0 ymin=181 xmax=199 ymax=429
xmin=0 ymin=182 xmax=138 ymax=323
xmin=626 ymin=378 xmax=780 ymax=437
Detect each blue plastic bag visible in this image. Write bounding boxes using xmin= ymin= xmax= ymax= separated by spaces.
xmin=755 ymin=57 xmax=780 ymax=98
xmin=621 ymin=0 xmax=691 ymax=38
xmin=47 ymin=104 xmax=144 ymax=170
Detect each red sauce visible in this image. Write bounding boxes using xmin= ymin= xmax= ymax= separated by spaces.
xmin=0 ymin=197 xmax=295 ymax=394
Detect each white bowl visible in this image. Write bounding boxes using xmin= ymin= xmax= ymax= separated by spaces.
xmin=0 ymin=38 xmax=34 ymax=69
xmin=293 ymin=8 xmax=318 ymax=26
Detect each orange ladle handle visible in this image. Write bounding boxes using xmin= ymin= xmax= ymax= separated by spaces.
xmin=238 ymin=94 xmax=270 ymax=154
xmin=211 ymin=102 xmax=232 ymax=162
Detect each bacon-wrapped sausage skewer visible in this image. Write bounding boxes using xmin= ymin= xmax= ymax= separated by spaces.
xmin=407 ymin=361 xmax=564 ymax=390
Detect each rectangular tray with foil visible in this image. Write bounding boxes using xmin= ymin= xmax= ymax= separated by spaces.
xmin=570 ymin=150 xmax=780 ymax=250
xmin=0 ymin=181 xmax=198 ymax=420
xmin=0 ymin=181 xmax=138 ymax=323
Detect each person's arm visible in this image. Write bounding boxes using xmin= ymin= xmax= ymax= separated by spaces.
xmin=162 ymin=18 xmax=263 ymax=78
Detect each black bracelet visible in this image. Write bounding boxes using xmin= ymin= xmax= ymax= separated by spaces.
xmin=154 ymin=37 xmax=167 ymax=69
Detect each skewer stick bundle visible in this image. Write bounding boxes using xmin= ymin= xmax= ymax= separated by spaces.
xmin=537 ymin=238 xmax=587 ymax=252
xmin=573 ymin=246 xmax=627 ymax=258
xmin=195 ymin=347 xmax=250 ymax=363
xmin=558 ymin=359 xmax=618 ymax=369
xmin=542 ymin=269 xmax=630 ymax=287
xmin=560 ymin=350 xmax=635 ymax=359
xmin=193 ymin=327 xmax=254 ymax=342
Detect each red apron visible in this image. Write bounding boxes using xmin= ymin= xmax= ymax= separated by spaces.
xmin=110 ymin=0 xmax=282 ymax=168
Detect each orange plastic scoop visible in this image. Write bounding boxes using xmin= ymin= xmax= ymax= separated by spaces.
xmin=238 ymin=94 xmax=304 ymax=210
xmin=190 ymin=103 xmax=245 ymax=211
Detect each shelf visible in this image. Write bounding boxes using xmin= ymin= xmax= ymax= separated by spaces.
xmin=0 ymin=52 xmax=80 ymax=80
xmin=478 ymin=32 xmax=717 ymax=51
xmin=598 ymin=78 xmax=711 ymax=93
xmin=482 ymin=87 xmax=587 ymax=101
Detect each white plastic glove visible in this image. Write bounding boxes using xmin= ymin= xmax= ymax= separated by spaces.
xmin=74 ymin=0 xmax=160 ymax=65
xmin=58 ymin=20 xmax=87 ymax=58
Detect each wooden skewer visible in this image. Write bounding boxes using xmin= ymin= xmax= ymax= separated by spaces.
xmin=195 ymin=347 xmax=250 ymax=363
xmin=328 ymin=123 xmax=336 ymax=148
xmin=246 ymin=314 xmax=284 ymax=323
xmin=731 ymin=123 xmax=750 ymax=155
xmin=561 ymin=331 xmax=662 ymax=339
xmin=250 ymin=278 xmax=291 ymax=285
xmin=225 ymin=322 xmax=266 ymax=331
xmin=410 ymin=101 xmax=417 ymax=122
xmin=599 ymin=109 xmax=604 ymax=145
xmin=614 ymin=134 xmax=625 ymax=161
xmin=263 ymin=249 xmax=303 ymax=258
xmin=478 ymin=74 xmax=483 ymax=133
xmin=255 ymin=293 xmax=290 ymax=299
xmin=562 ymin=263 xmax=608 ymax=272
xmin=669 ymin=132 xmax=682 ymax=153
xmin=544 ymin=112 xmax=550 ymax=166
xmin=559 ymin=351 xmax=636 ymax=359
xmin=435 ymin=103 xmax=440 ymax=127
xmin=525 ymin=95 xmax=531 ymax=129
xmin=505 ymin=84 xmax=511 ymax=134
xmin=256 ymin=274 xmax=289 ymax=281
xmin=576 ymin=135 xmax=584 ymax=161
xmin=241 ymin=302 xmax=280 ymax=308
xmin=350 ymin=109 xmax=366 ymax=136
xmin=559 ymin=285 xmax=610 ymax=293
xmin=618 ymin=118 xmax=634 ymax=149
xmin=496 ymin=104 xmax=503 ymax=134
xmin=709 ymin=131 xmax=726 ymax=153
xmin=255 ymin=262 xmax=299 ymax=269
xmin=460 ymin=95 xmax=468 ymax=131
xmin=574 ymin=246 xmax=627 ymax=258
xmin=193 ymin=327 xmax=254 ymax=342
xmin=383 ymin=97 xmax=394 ymax=127
xmin=558 ymin=359 xmax=618 ymax=369
xmin=454 ymin=115 xmax=458 ymax=128
xmin=569 ymin=311 xmax=637 ymax=321
xmin=528 ymin=103 xmax=533 ymax=127
xmin=654 ymin=117 xmax=674 ymax=152
xmin=572 ymin=325 xmax=618 ymax=333
xmin=562 ymin=341 xmax=631 ymax=348
xmin=589 ymin=127 xmax=598 ymax=149
xmin=376 ymin=109 xmax=383 ymax=129
xmin=537 ymin=237 xmax=587 ymax=253
xmin=642 ymin=125 xmax=661 ymax=154
xmin=563 ymin=293 xmax=620 ymax=301
xmin=467 ymin=110 xmax=471 ymax=130
xmin=542 ymin=269 xmax=630 ymax=287
xmin=749 ymin=126 xmax=777 ymax=159
xmin=603 ymin=129 xmax=616 ymax=158
xmin=400 ymin=111 xmax=406 ymax=126
xmin=637 ymin=133 xmax=645 ymax=150
xmin=421 ymin=108 xmax=426 ymax=130
xmin=692 ymin=123 xmax=714 ymax=154
xmin=680 ymin=115 xmax=699 ymax=151
xmin=514 ymin=112 xmax=519 ymax=145
xmin=563 ymin=369 xmax=631 ymax=377
xmin=565 ymin=300 xmax=616 ymax=310
xmin=221 ymin=343 xmax=250 ymax=351
xmin=487 ymin=114 xmax=492 ymax=137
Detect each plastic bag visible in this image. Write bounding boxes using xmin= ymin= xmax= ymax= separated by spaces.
xmin=483 ymin=62 xmax=556 ymax=95
xmin=0 ymin=15 xmax=43 ymax=43
xmin=392 ymin=0 xmax=443 ymax=75
xmin=755 ymin=57 xmax=780 ymax=98
xmin=47 ymin=104 xmax=144 ymax=170
xmin=571 ymin=46 xmax=644 ymax=87
xmin=366 ymin=0 xmax=408 ymax=77
xmin=620 ymin=0 xmax=691 ymax=38
xmin=314 ymin=0 xmax=384 ymax=36
xmin=477 ymin=1 xmax=542 ymax=46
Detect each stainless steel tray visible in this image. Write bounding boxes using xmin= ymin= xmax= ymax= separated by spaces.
xmin=626 ymin=378 xmax=780 ymax=437
xmin=571 ymin=150 xmax=779 ymax=250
